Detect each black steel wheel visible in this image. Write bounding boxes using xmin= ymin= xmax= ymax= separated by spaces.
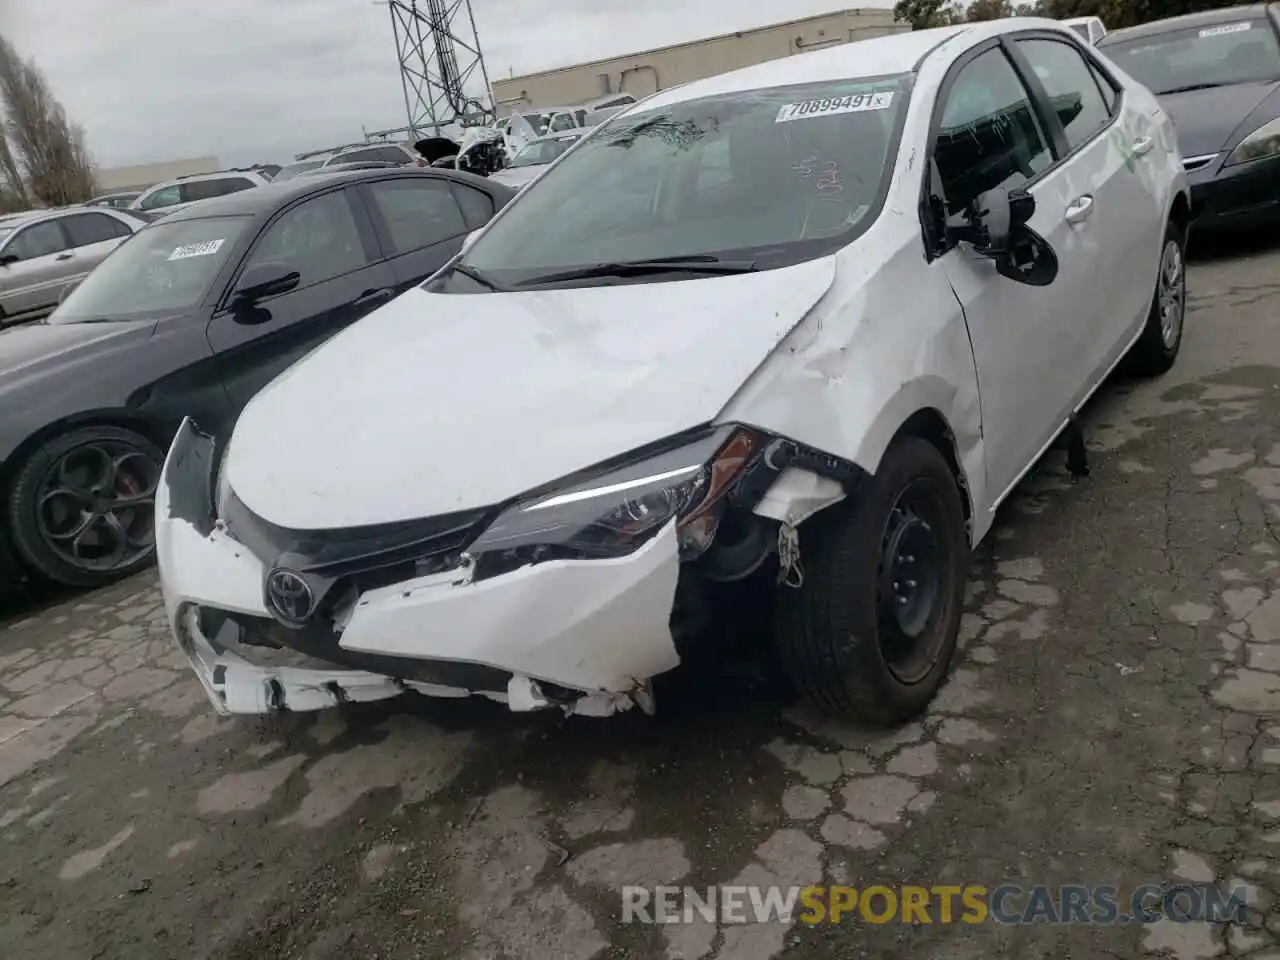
xmin=773 ymin=436 xmax=969 ymax=725
xmin=7 ymin=424 xmax=165 ymax=588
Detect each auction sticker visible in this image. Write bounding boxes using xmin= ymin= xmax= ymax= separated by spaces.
xmin=168 ymin=238 xmax=225 ymax=261
xmin=776 ymin=91 xmax=894 ymax=123
xmin=1199 ymin=21 xmax=1252 ymax=37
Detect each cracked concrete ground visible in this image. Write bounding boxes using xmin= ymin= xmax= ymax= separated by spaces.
xmin=3 ymin=234 xmax=1280 ymax=960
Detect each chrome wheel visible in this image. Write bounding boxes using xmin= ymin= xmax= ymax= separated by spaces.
xmin=34 ymin=439 xmax=160 ymax=574
xmin=877 ymin=479 xmax=950 ymax=685
xmin=1158 ymin=238 xmax=1185 ymax=349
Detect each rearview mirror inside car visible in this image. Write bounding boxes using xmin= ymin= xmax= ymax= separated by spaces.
xmin=234 ymin=262 xmax=300 ymax=304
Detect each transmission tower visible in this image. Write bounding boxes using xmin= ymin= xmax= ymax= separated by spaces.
xmin=383 ymin=0 xmax=494 ymax=136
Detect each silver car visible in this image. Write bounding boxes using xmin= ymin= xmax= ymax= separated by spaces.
xmin=129 ymin=170 xmax=272 ymax=217
xmin=0 ymin=207 xmax=148 ymax=325
xmin=489 ymin=130 xmax=587 ymax=190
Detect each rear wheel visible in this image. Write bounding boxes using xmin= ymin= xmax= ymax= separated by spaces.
xmin=7 ymin=424 xmax=164 ymax=588
xmin=1126 ymin=219 xmax=1186 ymax=377
xmin=773 ymin=437 xmax=969 ymax=726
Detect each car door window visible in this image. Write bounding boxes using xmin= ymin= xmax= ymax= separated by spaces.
xmin=1014 ymin=38 xmax=1112 ymax=150
xmin=242 ymin=190 xmax=369 ymax=291
xmin=139 ymin=184 xmax=182 ymax=210
xmin=933 ymin=47 xmax=1052 ymax=216
xmin=62 ymin=212 xmax=131 ymax=247
xmin=451 ymin=184 xmax=494 ymax=230
xmin=366 ymin=178 xmax=467 ymax=255
xmin=1087 ymin=59 xmax=1119 ymax=113
xmin=5 ymin=220 xmax=68 ymax=260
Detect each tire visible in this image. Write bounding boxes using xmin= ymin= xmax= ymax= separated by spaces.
xmin=7 ymin=424 xmax=165 ymax=588
xmin=1125 ymin=218 xmax=1187 ymax=377
xmin=773 ymin=436 xmax=969 ymax=726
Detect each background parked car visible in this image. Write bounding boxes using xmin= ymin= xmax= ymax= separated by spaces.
xmin=129 ymin=169 xmax=273 ymax=216
xmin=1062 ymin=15 xmax=1107 ymax=44
xmin=302 ymin=160 xmax=401 ymax=176
xmin=0 ymin=167 xmax=516 ymax=588
xmin=0 ymin=207 xmax=150 ymax=325
xmin=84 ymin=191 xmax=142 ymax=210
xmin=320 ymin=142 xmax=425 ymax=168
xmin=489 ymin=129 xmax=586 ymax=189
xmin=1097 ymin=4 xmax=1280 ymax=232
xmin=272 ymin=157 xmax=333 ymax=181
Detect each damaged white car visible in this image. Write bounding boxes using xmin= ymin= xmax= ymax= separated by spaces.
xmin=156 ymin=19 xmax=1189 ymax=724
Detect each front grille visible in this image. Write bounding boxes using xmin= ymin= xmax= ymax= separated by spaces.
xmin=222 ymin=491 xmax=494 ymax=622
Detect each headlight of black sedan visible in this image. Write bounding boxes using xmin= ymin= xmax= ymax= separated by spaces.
xmin=466 ymin=425 xmax=759 ymax=577
xmin=1225 ymin=117 xmax=1280 ymax=167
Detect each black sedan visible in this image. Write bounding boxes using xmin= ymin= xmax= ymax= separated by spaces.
xmin=0 ymin=167 xmax=515 ymax=588
xmin=1099 ymin=4 xmax=1280 ymax=231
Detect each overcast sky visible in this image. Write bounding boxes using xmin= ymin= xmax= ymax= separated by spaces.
xmin=1 ymin=0 xmax=894 ymax=170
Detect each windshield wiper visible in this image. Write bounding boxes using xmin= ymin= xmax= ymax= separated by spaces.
xmin=1159 ymin=82 xmax=1226 ymax=94
xmin=514 ymin=255 xmax=758 ymax=287
xmin=449 ymin=262 xmax=505 ymax=291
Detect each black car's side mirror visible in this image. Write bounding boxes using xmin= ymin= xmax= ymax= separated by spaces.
xmin=0 ymin=253 xmax=17 ymax=267
xmin=234 ymin=262 xmax=300 ymax=305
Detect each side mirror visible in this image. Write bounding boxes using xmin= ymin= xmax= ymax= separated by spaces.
xmin=0 ymin=253 xmax=17 ymax=267
xmin=234 ymin=262 xmax=300 ymax=304
xmin=951 ymin=188 xmax=1056 ymax=287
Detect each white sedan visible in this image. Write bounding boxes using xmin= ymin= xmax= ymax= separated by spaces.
xmin=155 ymin=18 xmax=1188 ymax=725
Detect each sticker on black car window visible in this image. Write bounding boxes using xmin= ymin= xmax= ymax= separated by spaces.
xmin=1199 ymin=21 xmax=1252 ymax=38
xmin=167 ymin=239 xmax=225 ymax=261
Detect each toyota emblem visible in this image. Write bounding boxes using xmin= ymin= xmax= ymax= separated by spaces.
xmin=265 ymin=568 xmax=314 ymax=626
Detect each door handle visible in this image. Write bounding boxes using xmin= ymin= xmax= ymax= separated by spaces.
xmin=55 ymin=253 xmax=73 ymax=261
xmin=1131 ymin=136 xmax=1154 ymax=157
xmin=1065 ymin=195 xmax=1094 ymax=224
xmin=353 ymin=288 xmax=393 ymax=308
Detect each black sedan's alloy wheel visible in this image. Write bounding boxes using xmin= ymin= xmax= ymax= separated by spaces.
xmin=8 ymin=424 xmax=164 ymax=588
xmin=774 ymin=436 xmax=969 ymax=726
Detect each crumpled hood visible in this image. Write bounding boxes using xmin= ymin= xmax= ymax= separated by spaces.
xmin=1159 ymin=80 xmax=1279 ymax=157
xmin=225 ymin=258 xmax=836 ymax=529
xmin=0 ymin=319 xmax=154 ymax=388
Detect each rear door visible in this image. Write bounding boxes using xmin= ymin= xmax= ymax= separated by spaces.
xmin=205 ymin=185 xmax=397 ymax=412
xmin=358 ymin=176 xmax=481 ymax=288
xmin=60 ymin=211 xmax=135 ymax=281
xmin=0 ymin=219 xmax=75 ymax=319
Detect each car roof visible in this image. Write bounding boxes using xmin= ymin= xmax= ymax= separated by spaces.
xmin=1100 ymin=4 xmax=1273 ymax=43
xmin=155 ymin=167 xmax=503 ymax=223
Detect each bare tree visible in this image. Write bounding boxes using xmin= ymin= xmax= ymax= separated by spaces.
xmin=0 ymin=129 xmax=28 ymax=207
xmin=0 ymin=33 xmax=96 ymax=207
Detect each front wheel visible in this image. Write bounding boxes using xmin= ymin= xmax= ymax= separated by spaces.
xmin=1125 ymin=219 xmax=1186 ymax=377
xmin=7 ymin=424 xmax=165 ymax=588
xmin=773 ymin=436 xmax=969 ymax=726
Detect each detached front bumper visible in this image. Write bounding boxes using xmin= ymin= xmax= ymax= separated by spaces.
xmin=1189 ymin=153 xmax=1280 ymax=232
xmin=155 ymin=420 xmax=682 ymax=717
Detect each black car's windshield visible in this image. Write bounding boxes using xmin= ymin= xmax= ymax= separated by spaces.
xmin=49 ymin=215 xmax=250 ymax=324
xmin=508 ymin=135 xmax=583 ymax=168
xmin=1100 ymin=19 xmax=1280 ymax=94
xmin=459 ymin=75 xmax=910 ymax=286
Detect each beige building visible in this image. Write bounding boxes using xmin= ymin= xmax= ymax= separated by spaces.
xmin=491 ymin=8 xmax=906 ymax=113
xmin=94 ymin=156 xmax=222 ymax=193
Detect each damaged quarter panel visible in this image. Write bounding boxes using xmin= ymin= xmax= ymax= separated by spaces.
xmin=720 ymin=42 xmax=987 ymax=542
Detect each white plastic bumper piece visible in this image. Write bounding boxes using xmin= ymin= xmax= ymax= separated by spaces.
xmin=155 ymin=438 xmax=683 ymax=716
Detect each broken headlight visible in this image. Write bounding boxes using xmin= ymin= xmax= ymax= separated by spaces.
xmin=466 ymin=426 xmax=758 ymax=572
